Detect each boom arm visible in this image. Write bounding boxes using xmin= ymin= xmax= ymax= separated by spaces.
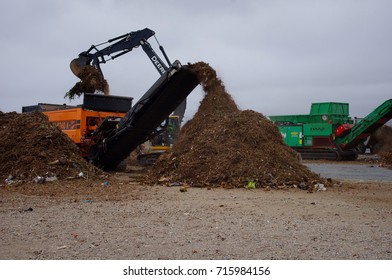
xmin=71 ymin=28 xmax=170 ymax=78
xmin=69 ymin=28 xmax=200 ymax=170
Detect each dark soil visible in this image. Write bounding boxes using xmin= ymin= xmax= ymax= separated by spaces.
xmin=66 ymin=65 xmax=109 ymax=99
xmin=368 ymin=125 xmax=392 ymax=165
xmin=0 ymin=111 xmax=99 ymax=182
xmin=369 ymin=125 xmax=392 ymax=154
xmin=380 ymin=151 xmax=392 ymax=165
xmin=147 ymin=62 xmax=323 ymax=188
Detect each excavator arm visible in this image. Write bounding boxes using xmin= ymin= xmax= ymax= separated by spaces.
xmin=70 ymin=28 xmax=170 ymax=78
xmin=69 ymin=28 xmax=200 ymax=170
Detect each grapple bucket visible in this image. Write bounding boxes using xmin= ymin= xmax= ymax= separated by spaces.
xmin=70 ymin=55 xmax=92 ymax=78
xmin=89 ymin=60 xmax=200 ymax=170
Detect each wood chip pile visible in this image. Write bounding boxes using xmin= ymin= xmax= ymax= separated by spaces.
xmin=371 ymin=125 xmax=392 ymax=165
xmin=0 ymin=111 xmax=98 ymax=182
xmin=147 ymin=62 xmax=324 ymax=188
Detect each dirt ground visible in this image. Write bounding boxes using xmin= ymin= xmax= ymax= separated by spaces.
xmin=1 ymin=166 xmax=391 ymax=260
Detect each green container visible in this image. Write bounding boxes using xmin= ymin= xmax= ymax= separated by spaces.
xmin=278 ymin=125 xmax=303 ymax=147
xmin=270 ymin=114 xmax=351 ymax=125
xmin=270 ymin=102 xmax=353 ymax=126
xmin=269 ymin=114 xmax=312 ymax=124
xmin=310 ymin=102 xmax=349 ymax=116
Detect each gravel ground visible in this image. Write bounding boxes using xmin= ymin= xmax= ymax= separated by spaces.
xmin=1 ymin=172 xmax=391 ymax=260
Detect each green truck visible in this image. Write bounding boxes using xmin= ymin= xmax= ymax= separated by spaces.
xmin=269 ymin=99 xmax=392 ymax=160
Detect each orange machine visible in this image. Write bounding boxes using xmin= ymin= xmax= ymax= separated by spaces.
xmin=22 ymin=93 xmax=133 ymax=158
xmin=43 ymin=108 xmax=125 ymax=157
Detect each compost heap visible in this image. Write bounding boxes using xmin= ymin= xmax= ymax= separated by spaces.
xmin=147 ymin=62 xmax=323 ymax=188
xmin=372 ymin=125 xmax=392 ymax=165
xmin=0 ymin=111 xmax=97 ymax=182
xmin=65 ymin=65 xmax=109 ymax=99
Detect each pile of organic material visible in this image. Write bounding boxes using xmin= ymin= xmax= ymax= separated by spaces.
xmin=368 ymin=125 xmax=392 ymax=153
xmin=0 ymin=111 xmax=98 ymax=183
xmin=147 ymin=62 xmax=323 ymax=189
xmin=368 ymin=125 xmax=392 ymax=165
xmin=65 ymin=65 xmax=109 ymax=100
xmin=380 ymin=151 xmax=392 ymax=165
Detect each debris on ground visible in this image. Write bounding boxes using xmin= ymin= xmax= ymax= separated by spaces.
xmin=146 ymin=62 xmax=326 ymax=189
xmin=65 ymin=65 xmax=109 ymax=100
xmin=0 ymin=111 xmax=99 ymax=183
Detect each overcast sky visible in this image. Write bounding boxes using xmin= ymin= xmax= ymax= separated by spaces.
xmin=1 ymin=0 xmax=391 ymax=121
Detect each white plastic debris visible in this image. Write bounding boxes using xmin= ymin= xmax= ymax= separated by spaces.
xmin=5 ymin=175 xmax=14 ymax=185
xmin=33 ymin=176 xmax=45 ymax=184
xmin=45 ymin=175 xmax=58 ymax=182
xmin=315 ymin=183 xmax=327 ymax=192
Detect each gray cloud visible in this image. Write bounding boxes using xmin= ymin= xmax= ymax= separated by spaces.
xmin=0 ymin=0 xmax=391 ymax=122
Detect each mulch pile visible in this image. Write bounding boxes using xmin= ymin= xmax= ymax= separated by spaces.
xmin=370 ymin=125 xmax=392 ymax=165
xmin=0 ymin=111 xmax=99 ymax=183
xmin=369 ymin=125 xmax=392 ymax=153
xmin=146 ymin=62 xmax=324 ymax=189
xmin=381 ymin=151 xmax=392 ymax=165
xmin=66 ymin=65 xmax=109 ymax=100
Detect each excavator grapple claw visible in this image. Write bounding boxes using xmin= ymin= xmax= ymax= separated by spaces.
xmin=70 ymin=58 xmax=83 ymax=78
xmin=70 ymin=55 xmax=91 ymax=78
